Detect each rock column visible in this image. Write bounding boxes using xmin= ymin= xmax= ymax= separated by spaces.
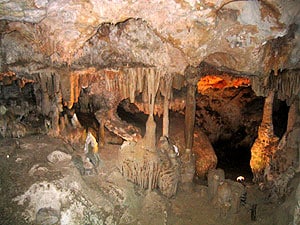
xmin=143 ymin=68 xmax=161 ymax=150
xmin=162 ymin=74 xmax=172 ymax=137
xmin=184 ymin=67 xmax=198 ymax=150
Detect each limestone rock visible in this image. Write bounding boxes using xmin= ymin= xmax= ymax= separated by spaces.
xmin=47 ymin=150 xmax=71 ymax=164
xmin=28 ymin=164 xmax=49 ymax=176
xmin=193 ymin=129 xmax=218 ymax=178
xmin=1 ymin=0 xmax=299 ymax=74
xmin=119 ymin=137 xmax=180 ymax=198
xmin=36 ymin=207 xmax=60 ymax=225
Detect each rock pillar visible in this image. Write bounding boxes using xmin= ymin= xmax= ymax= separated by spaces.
xmin=184 ymin=66 xmax=198 ymax=150
xmin=162 ymin=74 xmax=172 ymax=137
xmin=143 ymin=68 xmax=161 ymax=150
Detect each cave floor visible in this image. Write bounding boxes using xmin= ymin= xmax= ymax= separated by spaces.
xmin=0 ymin=134 xmax=297 ymax=225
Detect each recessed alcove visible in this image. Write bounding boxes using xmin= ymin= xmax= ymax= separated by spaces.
xmin=113 ymin=76 xmax=265 ymax=182
xmin=195 ymin=75 xmax=265 ymax=181
xmin=117 ymin=99 xmax=148 ymax=136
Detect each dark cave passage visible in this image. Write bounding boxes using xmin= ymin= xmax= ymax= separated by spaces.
xmin=195 ymin=84 xmax=265 ymax=181
xmin=273 ymin=98 xmax=290 ymax=138
xmin=75 ymin=111 xmax=99 ymax=131
xmin=213 ymin=139 xmax=254 ymax=181
xmin=117 ymin=99 xmax=149 ymax=136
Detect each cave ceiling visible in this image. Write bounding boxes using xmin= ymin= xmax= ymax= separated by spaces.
xmin=0 ymin=0 xmax=299 ymax=77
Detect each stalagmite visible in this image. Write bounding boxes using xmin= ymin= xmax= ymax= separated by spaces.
xmin=84 ymin=132 xmax=98 ymax=154
xmin=264 ymin=97 xmax=300 ymax=199
xmin=208 ymin=169 xmax=225 ymax=200
xmin=250 ymin=90 xmax=279 ymax=183
xmin=118 ymin=136 xmax=180 ymax=198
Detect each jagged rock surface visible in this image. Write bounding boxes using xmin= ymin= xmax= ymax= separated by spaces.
xmin=1 ymin=0 xmax=299 ymax=75
xmin=118 ymin=137 xmax=180 ymax=198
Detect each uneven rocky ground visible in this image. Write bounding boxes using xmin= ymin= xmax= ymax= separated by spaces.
xmin=0 ymin=133 xmax=298 ymax=225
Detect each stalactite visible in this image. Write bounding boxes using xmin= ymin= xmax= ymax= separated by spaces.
xmin=250 ymin=70 xmax=300 ymax=104
xmin=60 ymin=71 xmax=80 ymax=109
xmin=37 ymin=72 xmax=51 ymax=116
xmin=117 ymin=72 xmax=124 ymax=100
xmin=104 ymin=69 xmax=121 ymax=102
xmin=273 ymin=70 xmax=300 ymax=103
xmin=136 ymin=67 xmax=144 ymax=93
xmin=128 ymin=68 xmax=137 ymax=103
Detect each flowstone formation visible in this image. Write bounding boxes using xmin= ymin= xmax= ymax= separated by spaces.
xmin=118 ymin=137 xmax=180 ymax=198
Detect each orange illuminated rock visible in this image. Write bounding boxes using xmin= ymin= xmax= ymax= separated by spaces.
xmin=197 ymin=75 xmax=250 ymax=93
xmin=193 ymin=129 xmax=218 ymax=178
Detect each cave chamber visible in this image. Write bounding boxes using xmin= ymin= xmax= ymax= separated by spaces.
xmin=0 ymin=1 xmax=300 ymax=224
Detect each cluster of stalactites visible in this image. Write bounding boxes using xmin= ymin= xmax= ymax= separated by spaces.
xmin=33 ymin=67 xmax=169 ymax=112
xmin=31 ymin=67 xmax=181 ymax=139
xmin=250 ymin=70 xmax=300 ymax=104
xmin=104 ymin=67 xmax=178 ymax=112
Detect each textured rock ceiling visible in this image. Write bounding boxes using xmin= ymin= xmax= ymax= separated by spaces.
xmin=0 ymin=0 xmax=300 ymax=76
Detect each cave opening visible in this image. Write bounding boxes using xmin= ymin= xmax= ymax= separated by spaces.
xmin=117 ymin=99 xmax=148 ymax=136
xmin=0 ymin=78 xmax=47 ymax=137
xmin=196 ymin=75 xmax=264 ymax=181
